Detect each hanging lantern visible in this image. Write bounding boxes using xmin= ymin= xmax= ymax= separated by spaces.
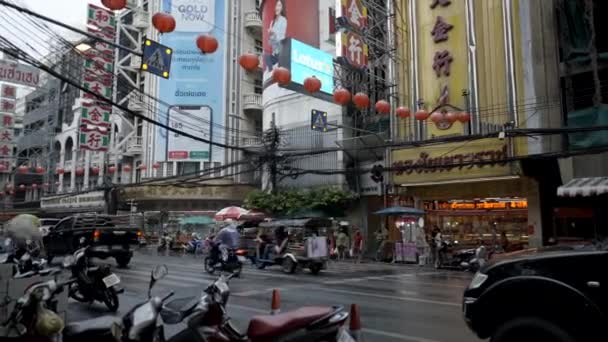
xmin=445 ymin=112 xmax=459 ymax=123
xmin=152 ymin=12 xmax=176 ymax=34
xmin=42 ymin=183 xmax=49 ymax=189
xmin=108 ymin=166 xmax=117 ymax=174
xmin=196 ymin=35 xmax=219 ymax=54
xmin=91 ymin=166 xmax=100 ymax=175
xmin=56 ymin=168 xmax=65 ymax=175
xmin=303 ymin=76 xmax=322 ymax=93
xmin=18 ymin=165 xmax=28 ymax=174
xmin=9 ymin=190 xmax=14 ymax=196
xmin=272 ymin=67 xmax=291 ymax=85
xmin=55 ymin=181 xmax=60 ymax=186
xmin=32 ymin=183 xmax=38 ymax=190
xmin=238 ymin=53 xmax=260 ymax=72
xmin=333 ymin=88 xmax=351 ymax=106
xmin=75 ymin=167 xmax=85 ymax=176
xmin=353 ymin=93 xmax=370 ymax=109
xmin=458 ymin=112 xmax=471 ymax=123
xmin=19 ymin=184 xmax=25 ymax=191
xmin=0 ymin=164 xmax=5 ymax=172
xmin=396 ymin=107 xmax=410 ymax=119
xmin=123 ymin=165 xmax=132 ymax=172
xmin=375 ymin=100 xmax=391 ymax=114
xmin=430 ymin=112 xmax=443 ymax=123
xmin=414 ymin=109 xmax=430 ymax=121
xmin=153 ymin=163 xmax=161 ymax=170
xmin=139 ymin=164 xmax=148 ymax=171
xmin=101 ymin=0 xmax=126 ymax=11
xmin=35 ymin=166 xmax=45 ymax=174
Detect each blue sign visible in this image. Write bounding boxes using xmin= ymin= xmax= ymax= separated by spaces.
xmin=141 ymin=39 xmax=173 ymax=78
xmin=155 ymin=0 xmax=226 ymax=163
xmin=290 ymin=39 xmax=334 ymax=94
xmin=311 ymin=110 xmax=328 ymax=132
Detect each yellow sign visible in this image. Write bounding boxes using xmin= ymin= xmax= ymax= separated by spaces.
xmin=391 ymin=138 xmax=512 ymax=184
xmin=437 ymin=200 xmax=528 ymax=210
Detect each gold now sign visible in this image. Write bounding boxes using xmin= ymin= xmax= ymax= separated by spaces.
xmin=391 ymin=138 xmax=512 ymax=184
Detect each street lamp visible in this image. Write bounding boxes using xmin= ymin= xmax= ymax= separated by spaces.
xmin=75 ymin=42 xmax=93 ymax=52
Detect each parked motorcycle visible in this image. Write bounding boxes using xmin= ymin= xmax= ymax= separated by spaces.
xmin=63 ymin=245 xmax=123 ymax=312
xmin=204 ymin=241 xmax=246 ymax=277
xmin=162 ymin=272 xmax=353 ymax=341
xmin=0 ymin=238 xmax=48 ymax=277
xmin=0 ymin=264 xmax=172 ymax=341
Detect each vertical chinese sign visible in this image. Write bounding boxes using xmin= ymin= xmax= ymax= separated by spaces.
xmin=419 ymin=0 xmax=467 ymax=136
xmin=78 ymin=4 xmax=115 ymax=151
xmin=0 ymin=84 xmax=16 ymax=173
xmin=336 ymin=0 xmax=369 ymax=70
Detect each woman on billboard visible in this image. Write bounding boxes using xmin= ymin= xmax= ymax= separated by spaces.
xmin=264 ymin=0 xmax=287 ymax=72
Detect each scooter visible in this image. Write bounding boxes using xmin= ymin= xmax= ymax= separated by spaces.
xmin=63 ymin=244 xmax=124 ymax=312
xmin=0 ymin=264 xmax=173 ymax=341
xmin=184 ymin=238 xmax=203 ymax=255
xmin=204 ymin=242 xmax=245 ymax=277
xmin=460 ymin=245 xmax=488 ymax=272
xmin=162 ymin=272 xmax=353 ymax=341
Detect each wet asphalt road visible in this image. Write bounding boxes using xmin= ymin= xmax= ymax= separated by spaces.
xmin=67 ymin=249 xmax=480 ymax=342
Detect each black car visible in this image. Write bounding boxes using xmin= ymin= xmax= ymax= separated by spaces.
xmin=43 ymin=214 xmax=141 ymax=267
xmin=463 ymin=246 xmax=608 ymax=342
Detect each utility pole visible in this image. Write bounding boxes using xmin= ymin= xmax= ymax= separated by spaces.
xmin=263 ymin=113 xmax=280 ymax=194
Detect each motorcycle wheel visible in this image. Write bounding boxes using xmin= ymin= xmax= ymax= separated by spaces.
xmin=204 ymin=257 xmax=216 ymax=274
xmin=282 ymin=258 xmax=296 ymax=274
xmin=102 ymin=287 xmax=119 ymax=312
xmin=232 ymin=262 xmax=242 ymax=278
xmin=309 ymin=263 xmax=322 ymax=275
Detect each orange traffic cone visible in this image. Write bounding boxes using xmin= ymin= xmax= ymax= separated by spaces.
xmin=349 ymin=304 xmax=362 ymax=341
xmin=270 ymin=289 xmax=281 ymax=315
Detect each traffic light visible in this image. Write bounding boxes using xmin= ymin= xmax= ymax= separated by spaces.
xmin=370 ymin=164 xmax=384 ymax=183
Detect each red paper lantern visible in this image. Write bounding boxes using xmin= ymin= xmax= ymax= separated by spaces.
xmin=108 ymin=166 xmax=117 ymax=174
xmin=303 ymin=76 xmax=322 ymax=93
xmin=396 ymin=107 xmax=411 ymax=119
xmin=32 ymin=183 xmax=38 ymax=190
xmin=101 ymin=0 xmax=126 ymax=11
xmin=375 ymin=100 xmax=391 ymax=114
xmin=138 ymin=164 xmax=147 ymax=171
xmin=123 ymin=165 xmax=132 ymax=172
xmin=414 ymin=109 xmax=430 ymax=121
xmin=42 ymin=183 xmax=49 ymax=189
xmin=239 ymin=53 xmax=260 ymax=72
xmin=272 ymin=67 xmax=291 ymax=85
xmin=458 ymin=112 xmax=471 ymax=123
xmin=75 ymin=167 xmax=85 ymax=176
xmin=445 ymin=112 xmax=459 ymax=123
xmin=353 ymin=93 xmax=370 ymax=109
xmin=56 ymin=168 xmax=65 ymax=175
xmin=18 ymin=165 xmax=28 ymax=174
xmin=196 ymin=35 xmax=218 ymax=54
xmin=0 ymin=164 xmax=5 ymax=172
xmin=35 ymin=166 xmax=45 ymax=174
xmin=430 ymin=112 xmax=443 ymax=123
xmin=152 ymin=12 xmax=176 ymax=33
xmin=19 ymin=184 xmax=25 ymax=191
xmin=333 ymin=88 xmax=351 ymax=105
xmin=91 ymin=166 xmax=100 ymax=175
xmin=9 ymin=190 xmax=14 ymax=196
xmin=153 ymin=163 xmax=161 ymax=170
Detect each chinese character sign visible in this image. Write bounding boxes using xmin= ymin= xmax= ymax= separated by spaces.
xmin=1 ymin=85 xmax=16 ymax=99
xmin=79 ymin=128 xmax=110 ymax=151
xmin=341 ymin=0 xmax=367 ymax=30
xmin=81 ymin=102 xmax=111 ymax=127
xmin=339 ymin=32 xmax=368 ymax=69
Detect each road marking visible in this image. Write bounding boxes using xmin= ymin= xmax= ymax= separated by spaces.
xmin=117 ymin=274 xmax=192 ymax=288
xmin=300 ymin=287 xmax=461 ymax=307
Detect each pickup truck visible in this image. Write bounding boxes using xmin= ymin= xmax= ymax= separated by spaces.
xmin=463 ymin=246 xmax=608 ymax=342
xmin=43 ymin=214 xmax=142 ymax=267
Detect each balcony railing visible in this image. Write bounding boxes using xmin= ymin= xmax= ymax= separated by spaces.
xmin=243 ymin=93 xmax=263 ymax=112
xmin=244 ymin=11 xmax=262 ymax=32
xmin=125 ymin=136 xmax=143 ymax=155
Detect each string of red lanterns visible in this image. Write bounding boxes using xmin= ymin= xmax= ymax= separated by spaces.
xmin=353 ymin=93 xmax=370 ymax=109
xmin=101 ymin=0 xmax=126 ymax=11
xmin=303 ymin=76 xmax=322 ymax=93
xmin=239 ymin=53 xmax=260 ymax=72
xmin=152 ymin=12 xmax=176 ymax=34
xmin=197 ymin=35 xmax=219 ymax=54
xmin=375 ymin=100 xmax=391 ymax=114
xmin=272 ymin=67 xmax=291 ymax=85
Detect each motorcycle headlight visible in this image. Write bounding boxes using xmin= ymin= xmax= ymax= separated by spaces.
xmin=468 ymin=272 xmax=489 ymax=289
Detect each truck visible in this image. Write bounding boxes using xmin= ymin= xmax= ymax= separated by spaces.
xmin=462 ymin=246 xmax=608 ymax=342
xmin=43 ymin=214 xmax=142 ymax=268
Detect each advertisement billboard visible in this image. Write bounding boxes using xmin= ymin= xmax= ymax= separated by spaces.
xmin=261 ymin=0 xmax=320 ymax=78
xmin=156 ymin=0 xmax=226 ymax=164
xmin=290 ymin=39 xmax=334 ymax=94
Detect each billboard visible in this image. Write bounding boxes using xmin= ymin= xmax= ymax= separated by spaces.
xmin=261 ymin=0 xmax=320 ymax=78
xmin=156 ymin=0 xmax=226 ymax=164
xmin=290 ymin=39 xmax=334 ymax=94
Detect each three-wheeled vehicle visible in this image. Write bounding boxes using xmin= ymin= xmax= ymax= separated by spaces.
xmin=255 ymin=218 xmax=330 ymax=275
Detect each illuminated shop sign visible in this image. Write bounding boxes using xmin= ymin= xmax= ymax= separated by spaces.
xmin=437 ymin=201 xmax=528 ymax=210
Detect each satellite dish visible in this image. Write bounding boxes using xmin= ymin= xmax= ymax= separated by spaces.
xmin=418 ymin=217 xmax=425 ymax=228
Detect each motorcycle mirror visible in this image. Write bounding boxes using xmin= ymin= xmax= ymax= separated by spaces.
xmin=148 ymin=265 xmax=168 ymax=297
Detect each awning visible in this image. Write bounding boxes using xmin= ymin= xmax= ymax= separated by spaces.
xmin=557 ymin=177 xmax=608 ymax=197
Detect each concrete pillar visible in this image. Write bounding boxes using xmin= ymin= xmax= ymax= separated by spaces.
xmin=97 ymin=152 xmax=105 ymax=187
xmin=526 ymin=178 xmax=543 ymax=248
xmin=83 ymin=150 xmax=91 ymax=190
xmin=58 ymin=149 xmax=65 ymax=193
xmin=70 ymin=147 xmax=77 ymax=192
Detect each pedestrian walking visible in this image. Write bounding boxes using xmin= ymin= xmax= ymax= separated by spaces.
xmin=351 ymin=228 xmax=364 ymax=263
xmin=374 ymin=226 xmax=388 ymax=261
xmin=336 ymin=227 xmax=350 ymax=261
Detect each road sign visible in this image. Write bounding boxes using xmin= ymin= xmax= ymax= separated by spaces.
xmin=311 ymin=110 xmax=328 ymax=132
xmin=141 ymin=39 xmax=173 ymax=79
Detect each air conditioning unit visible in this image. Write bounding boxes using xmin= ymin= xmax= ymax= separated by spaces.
xmin=133 ymin=9 xmax=149 ymax=29
xmin=130 ymin=55 xmax=142 ymax=68
xmin=127 ymin=97 xmax=144 ymax=112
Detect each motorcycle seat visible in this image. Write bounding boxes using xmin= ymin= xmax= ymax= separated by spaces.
xmin=247 ymin=306 xmax=333 ymax=339
xmin=64 ymin=316 xmax=121 ymax=337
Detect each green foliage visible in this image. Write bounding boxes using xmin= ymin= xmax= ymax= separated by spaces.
xmin=244 ymin=187 xmax=356 ymax=216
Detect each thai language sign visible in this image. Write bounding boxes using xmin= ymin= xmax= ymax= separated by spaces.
xmin=0 ymin=60 xmax=40 ymax=87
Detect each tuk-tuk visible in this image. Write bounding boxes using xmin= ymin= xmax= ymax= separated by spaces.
xmin=255 ymin=218 xmax=330 ymax=275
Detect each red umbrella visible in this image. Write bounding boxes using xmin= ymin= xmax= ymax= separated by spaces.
xmin=214 ymin=206 xmax=248 ymax=221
